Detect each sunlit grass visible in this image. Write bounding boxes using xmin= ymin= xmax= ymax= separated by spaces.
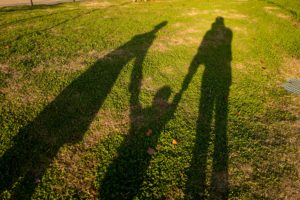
xmin=0 ymin=0 xmax=299 ymax=199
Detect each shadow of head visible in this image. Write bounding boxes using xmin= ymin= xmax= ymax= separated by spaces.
xmin=153 ymin=21 xmax=168 ymax=32
xmin=212 ymin=16 xmax=225 ymax=29
xmin=152 ymin=86 xmax=172 ymax=109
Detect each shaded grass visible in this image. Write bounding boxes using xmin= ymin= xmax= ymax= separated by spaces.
xmin=0 ymin=0 xmax=300 ymax=199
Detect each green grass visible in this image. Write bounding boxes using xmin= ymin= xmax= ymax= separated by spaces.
xmin=0 ymin=0 xmax=300 ymax=199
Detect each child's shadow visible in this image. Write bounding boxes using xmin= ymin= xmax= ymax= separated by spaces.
xmin=99 ymin=34 xmax=186 ymax=198
xmin=99 ymin=83 xmax=177 ymax=199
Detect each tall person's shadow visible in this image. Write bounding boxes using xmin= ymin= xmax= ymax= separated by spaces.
xmin=179 ymin=17 xmax=232 ymax=199
xmin=0 ymin=21 xmax=167 ymax=199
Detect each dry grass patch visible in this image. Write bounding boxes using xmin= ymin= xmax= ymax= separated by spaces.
xmin=225 ymin=13 xmax=248 ymax=19
xmin=166 ymin=187 xmax=184 ymax=200
xmin=280 ymin=56 xmax=300 ymax=79
xmin=141 ymin=76 xmax=157 ymax=92
xmin=264 ymin=6 xmax=291 ymax=20
xmin=33 ymin=59 xmax=87 ymax=74
xmin=177 ymin=28 xmax=202 ymax=35
xmin=157 ymin=35 xmax=200 ymax=47
xmin=172 ymin=22 xmax=184 ymax=28
xmin=32 ymin=50 xmax=114 ymax=75
xmin=232 ymin=26 xmax=248 ymax=35
xmin=233 ymin=63 xmax=247 ymax=70
xmin=275 ymin=13 xmax=290 ymax=20
xmin=152 ymin=41 xmax=170 ymax=52
xmin=0 ymin=63 xmax=43 ymax=107
xmin=160 ymin=65 xmax=176 ymax=76
xmin=239 ymin=164 xmax=253 ymax=180
xmin=264 ymin=6 xmax=279 ymax=11
xmin=88 ymin=109 xmax=130 ymax=147
xmin=189 ymin=9 xmax=247 ymax=20
xmin=1 ymin=79 xmax=42 ymax=108
xmin=80 ymin=1 xmax=112 ymax=8
xmin=0 ymin=63 xmax=21 ymax=80
xmin=52 ymin=145 xmax=98 ymax=199
xmin=280 ymin=178 xmax=300 ymax=200
xmin=211 ymin=9 xmax=228 ymax=15
xmin=182 ymin=8 xmax=200 ymax=17
xmin=272 ymin=120 xmax=300 ymax=200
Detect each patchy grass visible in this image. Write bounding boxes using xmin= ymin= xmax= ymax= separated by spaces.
xmin=262 ymin=0 xmax=300 ymax=20
xmin=0 ymin=0 xmax=300 ymax=199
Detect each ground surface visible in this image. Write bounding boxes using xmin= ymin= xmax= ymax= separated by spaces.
xmin=0 ymin=0 xmax=300 ymax=199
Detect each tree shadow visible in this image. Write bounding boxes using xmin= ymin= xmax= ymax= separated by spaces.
xmin=0 ymin=8 xmax=80 ymax=29
xmin=0 ymin=8 xmax=98 ymax=47
xmin=0 ymin=21 xmax=167 ymax=199
xmin=1 ymin=2 xmax=131 ymax=45
xmin=181 ymin=17 xmax=232 ymax=199
xmin=0 ymin=3 xmax=65 ymax=13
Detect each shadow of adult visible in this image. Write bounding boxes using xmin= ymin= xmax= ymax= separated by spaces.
xmin=180 ymin=17 xmax=232 ymax=199
xmin=0 ymin=21 xmax=167 ymax=199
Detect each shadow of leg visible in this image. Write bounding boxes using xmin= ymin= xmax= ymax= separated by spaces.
xmin=210 ymin=91 xmax=229 ymax=200
xmin=185 ymin=87 xmax=214 ymax=199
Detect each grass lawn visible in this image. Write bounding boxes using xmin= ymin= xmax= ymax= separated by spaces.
xmin=0 ymin=0 xmax=300 ymax=199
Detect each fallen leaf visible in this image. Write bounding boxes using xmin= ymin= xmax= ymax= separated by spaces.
xmin=147 ymin=147 xmax=155 ymax=155
xmin=172 ymin=139 xmax=178 ymax=145
xmin=145 ymin=129 xmax=153 ymax=136
xmin=90 ymin=187 xmax=97 ymax=196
